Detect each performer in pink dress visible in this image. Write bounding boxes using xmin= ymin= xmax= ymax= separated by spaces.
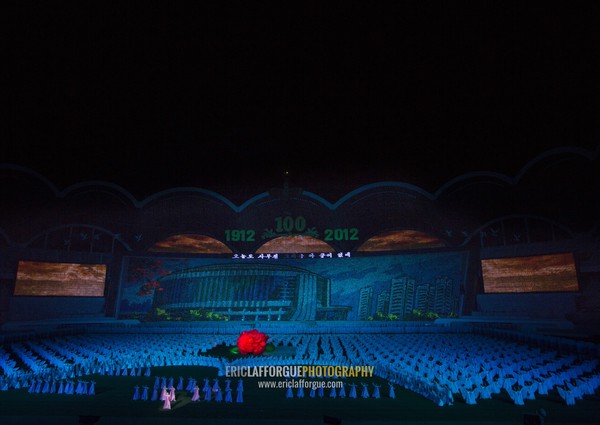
xmin=191 ymin=384 xmax=200 ymax=402
xmin=163 ymin=394 xmax=171 ymax=410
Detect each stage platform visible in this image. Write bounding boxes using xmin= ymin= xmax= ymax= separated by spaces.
xmin=1 ymin=317 xmax=140 ymax=331
xmin=435 ymin=316 xmax=575 ymax=330
xmin=0 ymin=315 xmax=584 ymax=335
xmin=2 ymin=316 xmax=598 ymax=347
xmin=0 ymin=417 xmax=542 ymax=425
xmin=0 ymin=317 xmax=139 ymax=343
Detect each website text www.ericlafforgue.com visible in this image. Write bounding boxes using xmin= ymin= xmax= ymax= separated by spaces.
xmin=257 ymin=379 xmax=345 ymax=390
xmin=225 ymin=365 xmax=374 ymax=391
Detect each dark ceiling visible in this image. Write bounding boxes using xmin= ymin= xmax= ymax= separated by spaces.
xmin=7 ymin=2 xmax=600 ymax=203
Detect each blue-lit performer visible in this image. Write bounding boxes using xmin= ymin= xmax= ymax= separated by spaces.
xmin=202 ymin=378 xmax=212 ymax=401
xmin=236 ymin=380 xmax=244 ymax=403
xmin=388 ymin=382 xmax=395 ymax=399
xmin=186 ymin=377 xmax=195 ymax=392
xmin=338 ymin=383 xmax=346 ymax=398
xmin=329 ymin=385 xmax=337 ymax=398
xmin=348 ymin=383 xmax=357 ymax=398
xmin=360 ymin=382 xmax=369 ymax=398
xmin=215 ymin=385 xmax=223 ymax=402
xmin=372 ymin=383 xmax=381 ymax=399
xmin=213 ymin=378 xmax=222 ymax=401
xmin=80 ymin=381 xmax=89 ymax=395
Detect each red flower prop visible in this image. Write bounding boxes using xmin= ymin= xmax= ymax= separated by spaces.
xmin=236 ymin=329 xmax=270 ymax=355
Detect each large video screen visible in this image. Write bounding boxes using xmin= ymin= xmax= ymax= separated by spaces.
xmin=118 ymin=250 xmax=469 ymax=321
xmin=481 ymin=252 xmax=579 ymax=294
xmin=14 ymin=261 xmax=107 ymax=297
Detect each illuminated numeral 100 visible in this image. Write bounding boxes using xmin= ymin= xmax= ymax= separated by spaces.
xmin=274 ymin=215 xmax=306 ymax=233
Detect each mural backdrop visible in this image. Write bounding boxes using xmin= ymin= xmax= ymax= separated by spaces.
xmin=117 ymin=251 xmax=469 ymax=321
